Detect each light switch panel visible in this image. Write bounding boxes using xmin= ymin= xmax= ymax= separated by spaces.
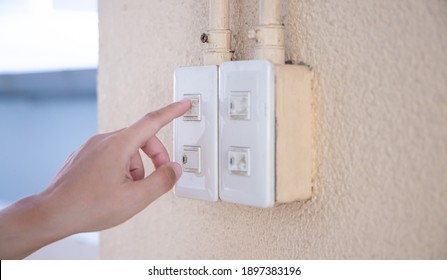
xmin=173 ymin=65 xmax=218 ymax=201
xmin=173 ymin=61 xmax=313 ymax=207
xmin=219 ymin=60 xmax=275 ymax=208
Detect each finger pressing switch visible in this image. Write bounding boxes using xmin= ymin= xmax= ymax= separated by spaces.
xmin=183 ymin=94 xmax=201 ymax=121
xmin=182 ymin=145 xmax=201 ymax=173
xmin=228 ymin=147 xmax=250 ymax=176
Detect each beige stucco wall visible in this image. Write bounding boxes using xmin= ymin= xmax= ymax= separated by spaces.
xmin=98 ymin=0 xmax=447 ymax=259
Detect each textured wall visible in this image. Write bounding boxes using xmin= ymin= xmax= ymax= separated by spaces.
xmin=98 ymin=0 xmax=447 ymax=259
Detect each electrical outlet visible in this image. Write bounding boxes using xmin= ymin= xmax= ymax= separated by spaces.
xmin=173 ymin=65 xmax=219 ymax=201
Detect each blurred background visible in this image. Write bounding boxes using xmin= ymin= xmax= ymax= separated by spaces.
xmin=0 ymin=0 xmax=99 ymax=259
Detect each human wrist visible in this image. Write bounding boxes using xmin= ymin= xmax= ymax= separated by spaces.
xmin=0 ymin=192 xmax=71 ymax=259
xmin=30 ymin=191 xmax=75 ymax=243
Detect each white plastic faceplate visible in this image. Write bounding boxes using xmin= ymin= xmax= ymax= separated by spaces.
xmin=219 ymin=60 xmax=275 ymax=208
xmin=173 ymin=65 xmax=219 ymax=201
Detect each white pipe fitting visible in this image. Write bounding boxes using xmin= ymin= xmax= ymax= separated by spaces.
xmin=209 ymin=0 xmax=230 ymax=30
xmin=204 ymin=0 xmax=232 ymax=65
xmin=259 ymin=0 xmax=282 ymax=25
xmin=249 ymin=0 xmax=285 ymax=64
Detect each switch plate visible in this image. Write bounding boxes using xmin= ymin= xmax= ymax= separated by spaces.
xmin=219 ymin=60 xmax=275 ymax=208
xmin=173 ymin=61 xmax=313 ymax=207
xmin=173 ymin=65 xmax=218 ymax=201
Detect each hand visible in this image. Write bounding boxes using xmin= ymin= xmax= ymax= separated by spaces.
xmin=0 ymin=99 xmax=191 ymax=259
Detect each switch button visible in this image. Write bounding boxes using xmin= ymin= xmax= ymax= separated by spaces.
xmin=229 ymin=93 xmax=250 ymax=120
xmin=182 ymin=145 xmax=201 ymax=173
xmin=183 ymin=94 xmax=201 ymax=121
xmin=228 ymin=147 xmax=250 ymax=176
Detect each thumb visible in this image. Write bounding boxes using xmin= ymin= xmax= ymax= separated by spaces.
xmin=129 ymin=162 xmax=182 ymax=208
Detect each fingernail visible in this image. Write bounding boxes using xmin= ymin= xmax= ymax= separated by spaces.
xmin=170 ymin=162 xmax=182 ymax=179
xmin=180 ymin=98 xmax=191 ymax=106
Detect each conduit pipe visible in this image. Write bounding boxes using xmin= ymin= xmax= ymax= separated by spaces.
xmin=248 ymin=0 xmax=285 ymax=64
xmin=203 ymin=0 xmax=232 ymax=65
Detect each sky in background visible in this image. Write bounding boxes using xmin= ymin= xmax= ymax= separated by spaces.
xmin=0 ymin=0 xmax=98 ymax=203
xmin=0 ymin=0 xmax=99 ymax=203
xmin=0 ymin=0 xmax=99 ymax=259
xmin=0 ymin=0 xmax=98 ymax=73
xmin=0 ymin=0 xmax=99 ymax=257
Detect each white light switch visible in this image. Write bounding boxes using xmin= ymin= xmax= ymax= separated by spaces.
xmin=219 ymin=60 xmax=275 ymax=208
xmin=183 ymin=94 xmax=201 ymax=121
xmin=228 ymin=147 xmax=250 ymax=175
xmin=182 ymin=145 xmax=201 ymax=173
xmin=173 ymin=65 xmax=218 ymax=201
xmin=229 ymin=93 xmax=250 ymax=120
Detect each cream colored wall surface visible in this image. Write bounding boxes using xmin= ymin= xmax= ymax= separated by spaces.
xmin=99 ymin=0 xmax=447 ymax=259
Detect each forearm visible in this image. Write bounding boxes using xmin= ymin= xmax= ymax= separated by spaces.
xmin=0 ymin=193 xmax=68 ymax=259
xmin=0 ymin=101 xmax=188 ymax=259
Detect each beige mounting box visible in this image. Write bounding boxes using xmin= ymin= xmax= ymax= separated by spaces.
xmin=275 ymin=64 xmax=313 ymax=203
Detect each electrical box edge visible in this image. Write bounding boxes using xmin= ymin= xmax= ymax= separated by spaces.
xmin=275 ymin=64 xmax=313 ymax=204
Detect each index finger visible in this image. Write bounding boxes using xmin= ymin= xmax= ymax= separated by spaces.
xmin=120 ymin=99 xmax=191 ymax=151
